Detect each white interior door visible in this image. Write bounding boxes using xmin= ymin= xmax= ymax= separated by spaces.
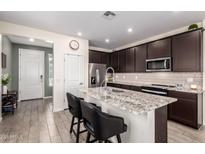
xmin=64 ymin=54 xmax=84 ymax=106
xmin=19 ymin=49 xmax=44 ymax=100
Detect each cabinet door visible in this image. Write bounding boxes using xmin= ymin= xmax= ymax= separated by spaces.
xmin=118 ymin=50 xmax=126 ymax=72
xmin=168 ymin=91 xmax=198 ymax=128
xmin=129 ymin=85 xmax=141 ymax=91
xmin=172 ymin=30 xmax=202 ymax=72
xmin=110 ymin=51 xmax=119 ymax=72
xmin=147 ymin=38 xmax=171 ymax=59
xmin=134 ymin=44 xmax=147 ymax=72
xmin=126 ymin=48 xmax=135 ymax=72
xmin=89 ymin=50 xmax=101 ymax=63
xmin=120 ymin=84 xmax=130 ymax=90
xmin=101 ymin=52 xmax=110 ymax=67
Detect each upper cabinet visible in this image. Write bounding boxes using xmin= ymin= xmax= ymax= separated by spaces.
xmin=147 ymin=38 xmax=171 ymax=59
xmin=110 ymin=51 xmax=119 ymax=72
xmin=118 ymin=50 xmax=126 ymax=72
xmin=89 ymin=50 xmax=110 ymax=67
xmin=126 ymin=48 xmax=135 ymax=72
xmin=99 ymin=29 xmax=202 ymax=73
xmin=134 ymin=44 xmax=147 ymax=72
xmin=89 ymin=50 xmax=101 ymax=63
xmin=172 ymin=30 xmax=202 ymax=72
xmin=101 ymin=52 xmax=110 ymax=66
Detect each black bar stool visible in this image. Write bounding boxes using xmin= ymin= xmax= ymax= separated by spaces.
xmin=80 ymin=100 xmax=127 ymax=143
xmin=66 ymin=93 xmax=87 ymax=143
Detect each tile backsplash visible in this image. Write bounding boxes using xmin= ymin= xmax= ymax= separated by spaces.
xmin=114 ymin=72 xmax=202 ymax=90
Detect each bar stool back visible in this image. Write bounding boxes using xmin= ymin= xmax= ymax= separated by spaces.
xmin=80 ymin=100 xmax=127 ymax=143
xmin=66 ymin=93 xmax=86 ymax=143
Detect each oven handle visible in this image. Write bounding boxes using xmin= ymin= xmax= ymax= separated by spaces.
xmin=141 ymin=89 xmax=167 ymax=95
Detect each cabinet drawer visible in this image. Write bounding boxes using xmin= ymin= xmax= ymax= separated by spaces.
xmin=168 ymin=90 xmax=197 ymax=100
xmin=107 ymin=83 xmax=121 ymax=88
xmin=120 ymin=84 xmax=130 ymax=90
xmin=129 ymin=85 xmax=141 ymax=91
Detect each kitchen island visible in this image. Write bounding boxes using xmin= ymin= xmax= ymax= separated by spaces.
xmin=76 ymin=87 xmax=177 ymax=143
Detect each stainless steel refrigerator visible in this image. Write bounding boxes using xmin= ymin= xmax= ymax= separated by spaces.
xmin=88 ymin=63 xmax=106 ymax=88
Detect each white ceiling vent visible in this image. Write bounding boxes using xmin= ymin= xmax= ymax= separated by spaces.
xmin=103 ymin=11 xmax=116 ymax=20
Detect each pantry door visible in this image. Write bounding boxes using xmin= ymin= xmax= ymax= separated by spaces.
xmin=64 ymin=54 xmax=84 ymax=107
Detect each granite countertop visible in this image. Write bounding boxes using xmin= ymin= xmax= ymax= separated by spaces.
xmin=80 ymin=87 xmax=177 ymax=115
xmin=108 ymin=81 xmax=204 ymax=94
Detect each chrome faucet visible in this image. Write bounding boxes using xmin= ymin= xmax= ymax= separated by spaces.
xmin=104 ymin=67 xmax=115 ymax=88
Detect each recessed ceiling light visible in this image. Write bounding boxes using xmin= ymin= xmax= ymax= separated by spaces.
xmin=46 ymin=40 xmax=53 ymax=43
xmin=128 ymin=28 xmax=133 ymax=33
xmin=105 ymin=39 xmax=110 ymax=43
xmin=29 ymin=38 xmax=34 ymax=42
xmin=77 ymin=32 xmax=82 ymax=36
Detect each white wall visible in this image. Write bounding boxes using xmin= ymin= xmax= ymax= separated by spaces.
xmin=0 ymin=21 xmax=89 ymax=112
xmin=2 ymin=36 xmax=12 ymax=90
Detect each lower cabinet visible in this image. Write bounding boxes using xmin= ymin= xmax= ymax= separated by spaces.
xmin=107 ymin=83 xmax=141 ymax=92
xmin=168 ymin=91 xmax=200 ymax=129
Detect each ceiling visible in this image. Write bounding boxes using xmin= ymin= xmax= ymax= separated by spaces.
xmin=7 ymin=35 xmax=53 ymax=48
xmin=0 ymin=11 xmax=205 ymax=49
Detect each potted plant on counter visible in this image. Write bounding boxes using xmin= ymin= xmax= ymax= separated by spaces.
xmin=2 ymin=73 xmax=11 ymax=94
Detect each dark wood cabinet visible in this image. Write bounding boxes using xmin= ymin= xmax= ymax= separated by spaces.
xmin=168 ymin=91 xmax=200 ymax=129
xmin=118 ymin=50 xmax=126 ymax=72
xmin=107 ymin=83 xmax=121 ymax=88
xmin=134 ymin=44 xmax=147 ymax=72
xmin=89 ymin=50 xmax=101 ymax=63
xmin=107 ymin=83 xmax=141 ymax=92
xmin=108 ymin=29 xmax=202 ymax=73
xmin=129 ymin=85 xmax=141 ymax=91
xmin=147 ymin=38 xmax=171 ymax=59
xmin=110 ymin=51 xmax=119 ymax=72
xmin=172 ymin=30 xmax=202 ymax=72
xmin=126 ymin=48 xmax=135 ymax=72
xmin=89 ymin=50 xmax=110 ymax=67
xmin=101 ymin=52 xmax=110 ymax=67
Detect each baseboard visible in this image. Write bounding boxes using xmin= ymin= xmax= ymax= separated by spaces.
xmin=43 ymin=96 xmax=53 ymax=99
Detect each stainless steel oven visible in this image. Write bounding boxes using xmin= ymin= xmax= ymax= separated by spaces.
xmin=146 ymin=57 xmax=171 ymax=72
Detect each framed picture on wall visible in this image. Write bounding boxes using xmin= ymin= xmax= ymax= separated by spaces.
xmin=2 ymin=52 xmax=7 ymax=68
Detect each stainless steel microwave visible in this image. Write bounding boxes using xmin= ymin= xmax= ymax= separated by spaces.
xmin=146 ymin=57 xmax=171 ymax=72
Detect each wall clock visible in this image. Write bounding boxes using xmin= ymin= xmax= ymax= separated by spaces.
xmin=69 ymin=40 xmax=79 ymax=50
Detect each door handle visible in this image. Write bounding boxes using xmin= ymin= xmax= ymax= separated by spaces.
xmin=40 ymin=75 xmax=43 ymax=80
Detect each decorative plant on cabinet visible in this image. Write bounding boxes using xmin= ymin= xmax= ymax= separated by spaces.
xmin=2 ymin=73 xmax=11 ymax=94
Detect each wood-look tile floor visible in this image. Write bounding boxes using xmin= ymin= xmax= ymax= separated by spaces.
xmin=0 ymin=98 xmax=205 ymax=143
xmin=0 ymin=98 xmax=87 ymax=143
